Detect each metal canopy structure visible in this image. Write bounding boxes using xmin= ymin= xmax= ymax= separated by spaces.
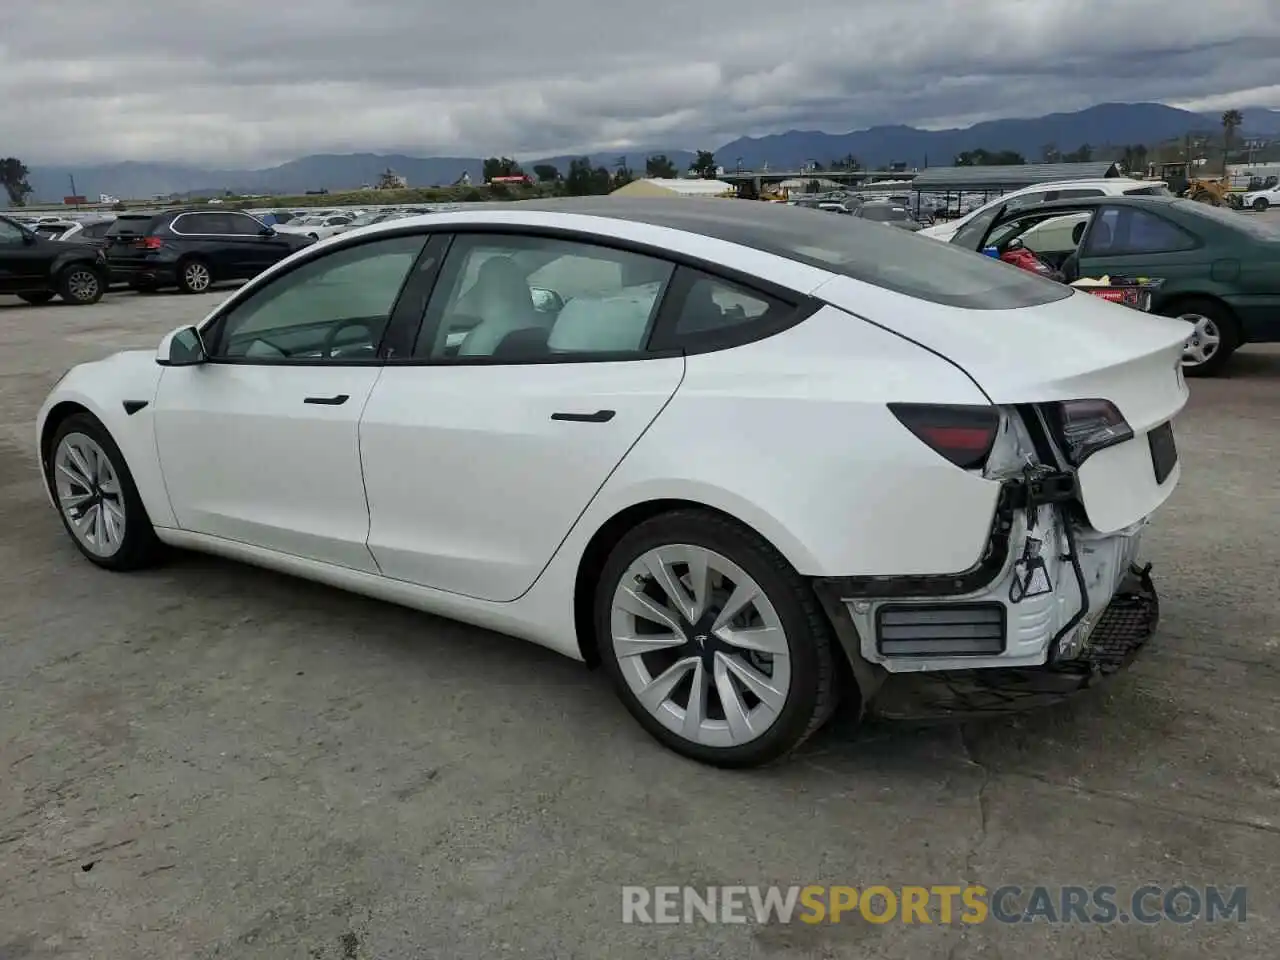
xmin=910 ymin=161 xmax=1121 ymax=193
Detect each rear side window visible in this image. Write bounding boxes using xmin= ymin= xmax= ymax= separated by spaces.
xmin=1124 ymin=185 xmax=1173 ymax=197
xmin=652 ymin=269 xmax=795 ymax=352
xmin=82 ymin=222 xmax=112 ymax=239
xmin=1052 ymin=188 xmax=1105 ymax=200
xmin=106 ymin=215 xmax=157 ymax=237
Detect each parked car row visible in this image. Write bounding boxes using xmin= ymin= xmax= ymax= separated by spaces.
xmin=1 ymin=206 xmax=431 ymax=302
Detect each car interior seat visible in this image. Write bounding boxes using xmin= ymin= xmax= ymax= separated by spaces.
xmin=455 ymin=257 xmax=543 ymax=356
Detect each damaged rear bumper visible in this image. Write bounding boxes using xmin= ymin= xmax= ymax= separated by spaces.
xmin=811 ymin=470 xmax=1162 ymax=720
xmin=862 ymin=563 xmax=1159 ymax=720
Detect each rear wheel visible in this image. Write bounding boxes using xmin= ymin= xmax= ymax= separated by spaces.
xmin=46 ymin=413 xmax=162 ymax=570
xmin=57 ymin=265 xmax=104 ymax=304
xmin=595 ymin=509 xmax=839 ymax=767
xmin=177 ymin=258 xmax=212 ymax=294
xmin=18 ymin=291 xmax=55 ymax=305
xmin=1162 ymin=297 xmax=1239 ymax=377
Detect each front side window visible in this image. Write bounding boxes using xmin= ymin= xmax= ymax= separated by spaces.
xmin=225 ymin=213 xmax=267 ymax=235
xmin=208 ymin=234 xmax=427 ymax=362
xmin=416 ymin=233 xmax=675 ymax=360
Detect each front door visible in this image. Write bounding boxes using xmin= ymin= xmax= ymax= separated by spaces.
xmin=360 ymin=231 xmax=685 ymax=601
xmin=1075 ymin=204 xmax=1207 ymax=289
xmin=152 ymin=231 xmax=431 ymax=571
xmin=0 ymin=218 xmax=47 ymax=292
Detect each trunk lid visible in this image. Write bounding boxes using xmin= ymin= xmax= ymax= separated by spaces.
xmin=818 ymin=277 xmax=1190 ymax=533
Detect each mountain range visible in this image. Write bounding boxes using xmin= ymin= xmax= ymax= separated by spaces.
xmin=13 ymin=102 xmax=1280 ymax=205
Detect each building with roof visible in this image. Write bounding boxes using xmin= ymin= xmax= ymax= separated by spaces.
xmin=610 ymin=178 xmax=735 ymax=198
xmin=909 ymin=161 xmax=1122 ymax=193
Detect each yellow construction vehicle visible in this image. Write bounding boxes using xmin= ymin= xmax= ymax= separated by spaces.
xmin=1148 ymin=162 xmax=1242 ymax=207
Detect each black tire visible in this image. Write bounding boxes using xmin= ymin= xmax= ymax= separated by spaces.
xmin=1159 ymin=296 xmax=1240 ymax=377
xmin=1254 ymin=198 xmax=1269 ymax=212
xmin=176 ymin=257 xmax=213 ymax=294
xmin=18 ymin=291 xmax=55 ymax=305
xmin=594 ymin=509 xmax=840 ymax=768
xmin=45 ymin=413 xmax=163 ymax=571
xmin=57 ymin=264 xmax=105 ymax=305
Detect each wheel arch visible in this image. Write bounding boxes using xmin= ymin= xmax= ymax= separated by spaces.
xmin=1156 ymin=292 xmax=1243 ymax=343
xmin=39 ymin=400 xmax=94 ymax=494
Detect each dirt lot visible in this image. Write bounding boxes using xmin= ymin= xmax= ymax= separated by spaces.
xmin=1 ymin=288 xmax=1278 ymax=960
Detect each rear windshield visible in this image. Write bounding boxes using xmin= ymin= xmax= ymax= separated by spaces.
xmin=106 ymin=215 xmax=158 ymax=236
xmin=861 ymin=206 xmax=909 ymax=221
xmin=669 ymin=204 xmax=1073 ymax=309
xmin=1176 ymin=200 xmax=1280 ymax=238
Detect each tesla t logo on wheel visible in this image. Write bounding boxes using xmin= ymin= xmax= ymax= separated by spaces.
xmin=694 ymin=634 xmax=709 ymax=647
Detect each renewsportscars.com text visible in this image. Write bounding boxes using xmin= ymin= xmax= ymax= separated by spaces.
xmin=621 ymin=884 xmax=1247 ymax=925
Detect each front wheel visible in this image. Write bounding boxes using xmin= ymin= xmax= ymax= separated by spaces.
xmin=47 ymin=414 xmax=162 ymax=570
xmin=1254 ymin=198 xmax=1270 ymax=212
xmin=58 ymin=265 xmax=105 ymax=304
xmin=595 ymin=510 xmax=840 ymax=767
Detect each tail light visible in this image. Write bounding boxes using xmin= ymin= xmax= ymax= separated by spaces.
xmin=888 ymin=403 xmax=1000 ymax=469
xmin=1046 ymin=399 xmax=1133 ymax=466
xmin=133 ymin=236 xmax=163 ymax=250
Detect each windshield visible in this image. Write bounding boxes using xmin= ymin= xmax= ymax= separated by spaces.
xmin=861 ymin=206 xmax=909 ymax=222
xmin=1176 ymin=200 xmax=1280 ymax=237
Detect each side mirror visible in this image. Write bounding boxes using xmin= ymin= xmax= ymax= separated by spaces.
xmin=1006 ymin=237 xmax=1025 ymax=251
xmin=259 ymin=226 xmax=276 ymax=237
xmin=156 ymin=325 xmax=207 ymax=367
xmin=529 ymin=286 xmax=565 ymax=314
xmin=23 ymin=232 xmax=37 ymax=245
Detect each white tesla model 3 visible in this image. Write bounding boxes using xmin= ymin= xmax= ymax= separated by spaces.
xmin=36 ymin=199 xmax=1189 ymax=767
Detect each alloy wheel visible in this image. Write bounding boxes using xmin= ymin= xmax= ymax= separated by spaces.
xmin=183 ymin=261 xmax=211 ymax=292
xmin=610 ymin=544 xmax=791 ymax=748
xmin=53 ymin=432 xmax=127 ymax=558
xmin=66 ymin=270 xmax=100 ymax=302
xmin=1179 ymin=313 xmax=1221 ymax=367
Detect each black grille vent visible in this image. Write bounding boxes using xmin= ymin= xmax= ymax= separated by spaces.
xmin=875 ymin=603 xmax=1007 ymax=657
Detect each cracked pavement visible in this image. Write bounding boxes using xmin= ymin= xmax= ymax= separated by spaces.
xmin=1 ymin=288 xmax=1278 ymax=959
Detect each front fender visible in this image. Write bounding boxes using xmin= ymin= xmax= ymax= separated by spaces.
xmin=37 ymin=350 xmax=176 ymax=527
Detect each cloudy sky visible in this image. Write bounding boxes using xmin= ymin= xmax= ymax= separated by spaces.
xmin=2 ymin=0 xmax=1278 ymax=167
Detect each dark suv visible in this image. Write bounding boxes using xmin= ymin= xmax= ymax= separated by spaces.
xmin=0 ymin=214 xmax=110 ymax=305
xmin=104 ymin=209 xmax=313 ymax=293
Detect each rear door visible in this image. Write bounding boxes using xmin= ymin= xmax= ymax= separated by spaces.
xmin=359 ymin=230 xmax=686 ymax=602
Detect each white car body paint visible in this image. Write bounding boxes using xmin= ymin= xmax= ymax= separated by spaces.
xmin=37 ymin=202 xmax=1187 ymax=674
xmin=1241 ymin=184 xmax=1280 ymax=208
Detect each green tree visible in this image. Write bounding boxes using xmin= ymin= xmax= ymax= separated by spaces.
xmin=645 ymin=154 xmax=678 ymax=178
xmin=590 ymin=165 xmax=613 ymax=194
xmin=953 ymin=149 xmax=1025 ymax=167
xmin=1062 ymin=144 xmax=1093 ymax=163
xmin=482 ymin=156 xmax=523 ymax=181
xmin=1040 ymin=143 xmax=1061 ymax=163
xmin=532 ymin=163 xmax=561 ymax=182
xmin=565 ymin=157 xmax=595 ymax=196
xmin=689 ymin=150 xmax=718 ymax=179
xmin=1 ymin=157 xmax=33 ymax=206
xmin=1221 ymin=109 xmax=1243 ymax=172
xmin=611 ymin=157 xmax=635 ymax=190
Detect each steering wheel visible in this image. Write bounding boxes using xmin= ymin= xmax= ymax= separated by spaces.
xmin=321 ymin=317 xmax=376 ymax=358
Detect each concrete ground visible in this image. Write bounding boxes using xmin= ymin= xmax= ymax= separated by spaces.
xmin=1 ymin=287 xmax=1277 ymax=960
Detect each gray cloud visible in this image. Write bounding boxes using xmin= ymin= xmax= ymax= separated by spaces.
xmin=2 ymin=0 xmax=1278 ymax=166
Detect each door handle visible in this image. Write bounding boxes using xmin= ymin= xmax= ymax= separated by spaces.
xmin=304 ymin=394 xmax=350 ymax=405
xmin=551 ymin=409 xmax=615 ymax=423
